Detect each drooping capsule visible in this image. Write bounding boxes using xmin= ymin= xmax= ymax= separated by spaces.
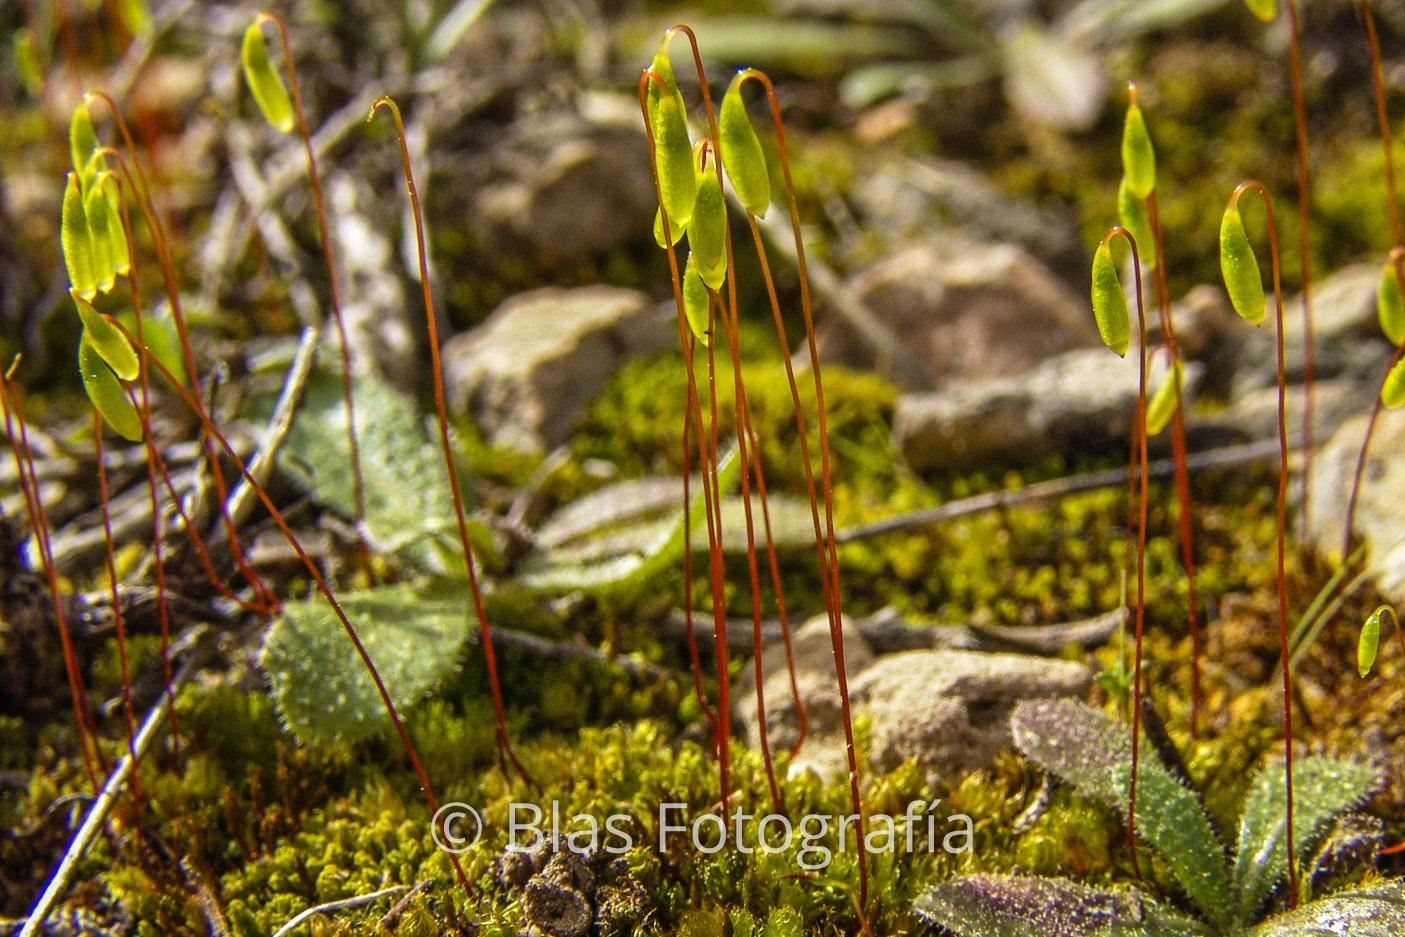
xmin=1244 ymin=0 xmax=1276 ymax=23
xmin=1377 ymin=259 xmax=1404 ymax=347
xmin=61 ymin=172 xmax=98 ymax=300
xmin=1090 ymin=240 xmax=1130 ymax=357
xmin=100 ymin=174 xmax=131 ymax=277
xmin=242 ymin=20 xmax=295 ymax=133
xmin=1219 ymin=205 xmax=1266 ymax=326
xmin=78 ymin=335 xmax=143 ymax=442
xmin=70 ymin=103 xmax=103 ymax=188
xmin=84 ymin=176 xmax=118 ymax=294
xmin=1116 ymin=179 xmax=1157 ymax=271
xmin=1385 ymin=356 xmax=1405 ymax=410
xmin=1358 ymin=605 xmax=1386 ymax=678
xmin=682 ymin=253 xmax=711 ymax=346
xmin=74 ymin=295 xmax=139 ymax=381
xmin=1145 ymin=357 xmax=1183 ymax=437
xmin=653 ymin=206 xmax=685 ymax=248
xmin=1121 ymin=101 xmax=1156 ymax=200
xmin=719 ymin=74 xmax=770 ymax=217
xmin=688 ymin=149 xmax=727 ymax=290
xmin=645 ymin=45 xmax=697 ymax=231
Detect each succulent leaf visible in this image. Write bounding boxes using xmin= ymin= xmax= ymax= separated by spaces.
xmin=1220 ymin=205 xmax=1266 ymax=325
xmin=241 ymin=21 xmax=295 ymax=133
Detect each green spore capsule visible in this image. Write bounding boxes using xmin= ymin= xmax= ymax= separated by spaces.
xmin=682 ymin=254 xmax=711 ymax=346
xmin=61 ymin=172 xmax=98 ymax=300
xmin=719 ymin=74 xmax=770 ymax=217
xmin=1117 ymin=179 xmax=1157 ymax=271
xmin=653 ymin=206 xmax=685 ymax=248
xmin=1384 ymin=356 xmax=1405 ymax=409
xmin=74 ymin=296 xmax=139 ymax=381
xmin=1377 ymin=259 xmax=1404 ymax=347
xmin=69 ymin=103 xmax=102 ymax=188
xmin=1244 ymin=0 xmax=1277 ymax=22
xmin=1090 ymin=240 xmax=1130 ymax=357
xmin=242 ymin=20 xmax=295 ymax=133
xmin=84 ymin=178 xmax=118 ymax=294
xmin=1145 ymin=358 xmax=1183 ymax=437
xmin=1220 ymin=205 xmax=1266 ymax=325
xmin=646 ymin=47 xmax=697 ymax=231
xmin=100 ymin=174 xmax=131 ymax=277
xmin=1358 ymin=606 xmax=1398 ymax=678
xmin=1121 ymin=102 xmax=1156 ymax=200
xmin=79 ymin=335 xmax=143 ymax=442
xmin=688 ymin=157 xmax=727 ymax=290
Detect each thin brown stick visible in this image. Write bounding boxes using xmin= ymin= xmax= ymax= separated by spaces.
xmin=259 ymin=11 xmax=365 ymax=526
xmin=368 ymin=97 xmax=531 ymax=788
xmin=1285 ymin=0 xmax=1316 ymax=536
xmin=1101 ymin=226 xmax=1149 ymax=879
xmin=1231 ymin=180 xmax=1296 ymax=908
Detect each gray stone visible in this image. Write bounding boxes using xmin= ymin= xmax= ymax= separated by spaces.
xmin=895 ymin=347 xmax=1195 ymax=472
xmin=830 ymin=239 xmax=1099 ymax=392
xmin=1307 ymin=407 xmax=1405 ymax=602
xmin=442 ymin=286 xmax=673 ymax=452
xmin=852 ymin=649 xmax=1092 ymax=785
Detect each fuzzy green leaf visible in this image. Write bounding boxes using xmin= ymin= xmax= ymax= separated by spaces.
xmin=1232 ymin=756 xmax=1378 ymax=925
xmin=1383 ymin=357 xmax=1405 ymax=410
xmin=73 ymin=296 xmax=139 ymax=381
xmin=78 ymin=336 xmax=142 ymax=442
xmin=241 ymin=21 xmax=295 ymax=133
xmin=1145 ymin=358 xmax=1182 ymax=438
xmin=1247 ymin=880 xmax=1405 ymax=936
xmin=83 ymin=177 xmax=118 ymax=294
xmin=682 ymin=253 xmax=711 ymax=346
xmin=1117 ymin=180 xmax=1157 ymax=271
xmin=61 ymin=172 xmax=98 ymax=300
xmin=1112 ymin=763 xmax=1233 ymax=929
xmin=688 ymin=162 xmax=728 ymax=290
xmin=1358 ymin=606 xmax=1397 ymax=679
xmin=1012 ymin=700 xmax=1232 ymax=929
xmin=1122 ymin=103 xmax=1156 ymax=199
xmin=1243 ymin=0 xmax=1277 ymax=23
xmin=259 ymin=580 xmax=470 ymax=745
xmin=1220 ymin=205 xmax=1266 ymax=326
xmin=719 ymin=75 xmax=770 ymax=217
xmin=69 ymin=104 xmax=103 ymax=188
xmin=518 ymin=447 xmax=740 ymax=597
xmin=253 ymin=365 xmax=462 ymax=574
xmin=646 ymin=48 xmax=697 ymax=231
xmin=1378 ymin=261 xmax=1405 ymax=347
xmin=914 ymin=874 xmax=1205 ymax=937
xmin=1091 ymin=241 xmax=1130 ymax=357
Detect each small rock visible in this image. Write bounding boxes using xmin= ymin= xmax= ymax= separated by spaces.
xmin=1307 ymin=407 xmax=1405 ymax=601
xmin=1199 ymin=377 xmax=1377 ymax=454
xmin=830 ymin=239 xmax=1098 ymax=392
xmin=441 ymin=286 xmax=673 ymax=452
xmin=895 ymin=347 xmax=1194 ymax=472
xmin=851 ymin=649 xmax=1092 ymax=785
xmin=522 ymin=876 xmax=591 ymax=937
xmin=732 ymin=613 xmax=874 ymax=780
